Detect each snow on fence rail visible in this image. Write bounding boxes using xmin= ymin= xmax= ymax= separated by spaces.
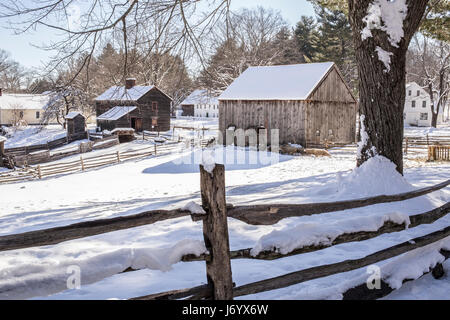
xmin=0 ymin=142 xmax=180 ymax=183
xmin=0 ymin=165 xmax=448 ymax=300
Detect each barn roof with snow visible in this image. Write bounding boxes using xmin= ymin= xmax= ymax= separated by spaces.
xmin=65 ymin=111 xmax=84 ymax=120
xmin=0 ymin=93 xmax=50 ymax=110
xmin=95 ymin=86 xmax=155 ymax=101
xmin=97 ymin=106 xmax=138 ymax=121
xmin=181 ymin=89 xmax=219 ymax=105
xmin=219 ymin=62 xmax=355 ymax=101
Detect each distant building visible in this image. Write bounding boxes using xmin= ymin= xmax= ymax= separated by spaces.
xmin=218 ymin=62 xmax=357 ymax=147
xmin=180 ymin=89 xmax=219 ymax=118
xmin=95 ymin=78 xmax=172 ymax=132
xmin=0 ymin=89 xmax=52 ymax=126
xmin=404 ymin=82 xmax=446 ymax=127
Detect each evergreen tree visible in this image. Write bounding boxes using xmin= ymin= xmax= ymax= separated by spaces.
xmin=294 ymin=16 xmax=321 ymax=62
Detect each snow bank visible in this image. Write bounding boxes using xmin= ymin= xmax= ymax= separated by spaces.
xmin=382 ymin=238 xmax=449 ymax=289
xmin=0 ymin=239 xmax=206 ymax=300
xmin=251 ymin=211 xmax=411 ymax=256
xmin=335 ymin=156 xmax=414 ymax=198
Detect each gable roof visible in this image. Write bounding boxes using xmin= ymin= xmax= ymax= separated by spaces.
xmin=65 ymin=111 xmax=84 ymax=120
xmin=95 ymin=86 xmax=154 ymax=101
xmin=218 ymin=62 xmax=336 ymax=101
xmin=97 ymin=106 xmax=138 ymax=121
xmin=0 ymin=93 xmax=50 ymax=110
xmin=181 ymin=89 xmax=219 ymax=105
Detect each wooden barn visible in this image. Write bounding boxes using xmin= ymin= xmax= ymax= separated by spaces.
xmin=218 ymin=62 xmax=357 ymax=147
xmin=95 ymin=79 xmax=172 ymax=132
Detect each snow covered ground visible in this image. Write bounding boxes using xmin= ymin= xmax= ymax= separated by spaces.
xmin=2 ymin=125 xmax=66 ymax=148
xmin=0 ymin=119 xmax=449 ymax=300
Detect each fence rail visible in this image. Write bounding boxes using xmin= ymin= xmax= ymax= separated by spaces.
xmin=0 ymin=163 xmax=449 ymax=300
xmin=0 ymin=142 xmax=181 ymax=184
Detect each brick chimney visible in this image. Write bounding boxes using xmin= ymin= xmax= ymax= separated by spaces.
xmin=125 ymin=78 xmax=136 ymax=89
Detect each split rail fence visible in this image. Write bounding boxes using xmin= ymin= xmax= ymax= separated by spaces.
xmin=0 ymin=142 xmax=181 ymax=184
xmin=0 ymin=165 xmax=448 ymax=300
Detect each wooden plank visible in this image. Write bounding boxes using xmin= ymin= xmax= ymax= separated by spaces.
xmin=200 ymin=164 xmax=234 ymax=300
xmin=0 ymin=209 xmax=191 ymax=252
xmin=227 ymin=179 xmax=450 ymax=225
xmin=342 ymin=249 xmax=450 ymax=300
xmin=232 ymin=225 xmax=450 ymax=298
xmin=130 ymin=284 xmax=212 ymax=301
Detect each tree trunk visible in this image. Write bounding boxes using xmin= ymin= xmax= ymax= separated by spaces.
xmin=431 ymin=112 xmax=438 ymax=128
xmin=348 ymin=0 xmax=429 ymax=175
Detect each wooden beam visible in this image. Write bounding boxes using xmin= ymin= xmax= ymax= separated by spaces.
xmin=0 ymin=209 xmax=190 ymax=252
xmin=232 ymin=226 xmax=450 ymax=298
xmin=227 ymin=179 xmax=450 ymax=225
xmin=200 ymin=164 xmax=234 ymax=300
xmin=342 ymin=249 xmax=450 ymax=300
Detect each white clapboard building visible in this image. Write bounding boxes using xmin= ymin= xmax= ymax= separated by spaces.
xmin=180 ymin=89 xmax=219 ymax=118
xmin=404 ymin=82 xmax=446 ymax=127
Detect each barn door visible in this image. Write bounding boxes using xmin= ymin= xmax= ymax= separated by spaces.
xmin=135 ymin=118 xmax=143 ymax=132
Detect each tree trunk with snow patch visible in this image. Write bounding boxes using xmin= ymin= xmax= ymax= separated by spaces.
xmin=348 ymin=0 xmax=429 ymax=174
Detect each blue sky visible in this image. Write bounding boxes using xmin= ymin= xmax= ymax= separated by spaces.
xmin=0 ymin=0 xmax=315 ymax=69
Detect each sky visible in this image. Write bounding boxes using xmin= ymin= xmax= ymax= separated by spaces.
xmin=0 ymin=0 xmax=315 ymax=70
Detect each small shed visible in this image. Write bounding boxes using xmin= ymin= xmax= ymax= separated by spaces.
xmin=66 ymin=112 xmax=86 ymax=140
xmin=0 ymin=136 xmax=5 ymax=161
xmin=218 ymin=62 xmax=358 ymax=147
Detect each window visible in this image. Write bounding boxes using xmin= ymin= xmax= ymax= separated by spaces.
xmin=417 ymin=90 xmax=420 ymax=96
xmin=152 ymin=101 xmax=158 ymax=112
xmin=408 ymin=90 xmax=412 ymax=96
xmin=420 ymin=113 xmax=428 ymax=120
xmin=412 ymin=101 xmax=416 ymax=108
xmin=36 ymin=111 xmax=40 ymax=119
xmin=422 ymin=101 xmax=426 ymax=108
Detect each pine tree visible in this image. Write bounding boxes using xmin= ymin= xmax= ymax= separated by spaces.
xmin=294 ymin=16 xmax=321 ymax=62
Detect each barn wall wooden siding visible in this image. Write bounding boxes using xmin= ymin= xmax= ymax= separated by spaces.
xmin=219 ymin=67 xmax=357 ymax=147
xmin=67 ymin=115 xmax=86 ymax=137
xmin=96 ymin=88 xmax=172 ymax=132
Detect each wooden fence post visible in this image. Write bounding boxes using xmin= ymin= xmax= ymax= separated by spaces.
xmin=37 ymin=165 xmax=42 ymax=179
xmin=405 ymin=137 xmax=408 ymax=155
xmin=80 ymin=156 xmax=85 ymax=171
xmin=199 ymin=164 xmax=233 ymax=300
xmin=154 ymin=144 xmax=157 ymax=155
xmin=117 ymin=151 xmax=121 ymax=163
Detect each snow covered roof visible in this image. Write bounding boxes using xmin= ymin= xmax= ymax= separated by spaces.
xmin=95 ymin=86 xmax=155 ymax=101
xmin=0 ymin=93 xmax=50 ymax=110
xmin=218 ymin=62 xmax=335 ymax=101
xmin=65 ymin=111 xmax=83 ymax=120
xmin=181 ymin=90 xmax=219 ymax=105
xmin=97 ymin=106 xmax=137 ymax=121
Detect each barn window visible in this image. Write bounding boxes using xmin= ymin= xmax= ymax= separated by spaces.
xmin=420 ymin=113 xmax=428 ymax=120
xmin=152 ymin=102 xmax=158 ymax=112
xmin=36 ymin=111 xmax=40 ymax=119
